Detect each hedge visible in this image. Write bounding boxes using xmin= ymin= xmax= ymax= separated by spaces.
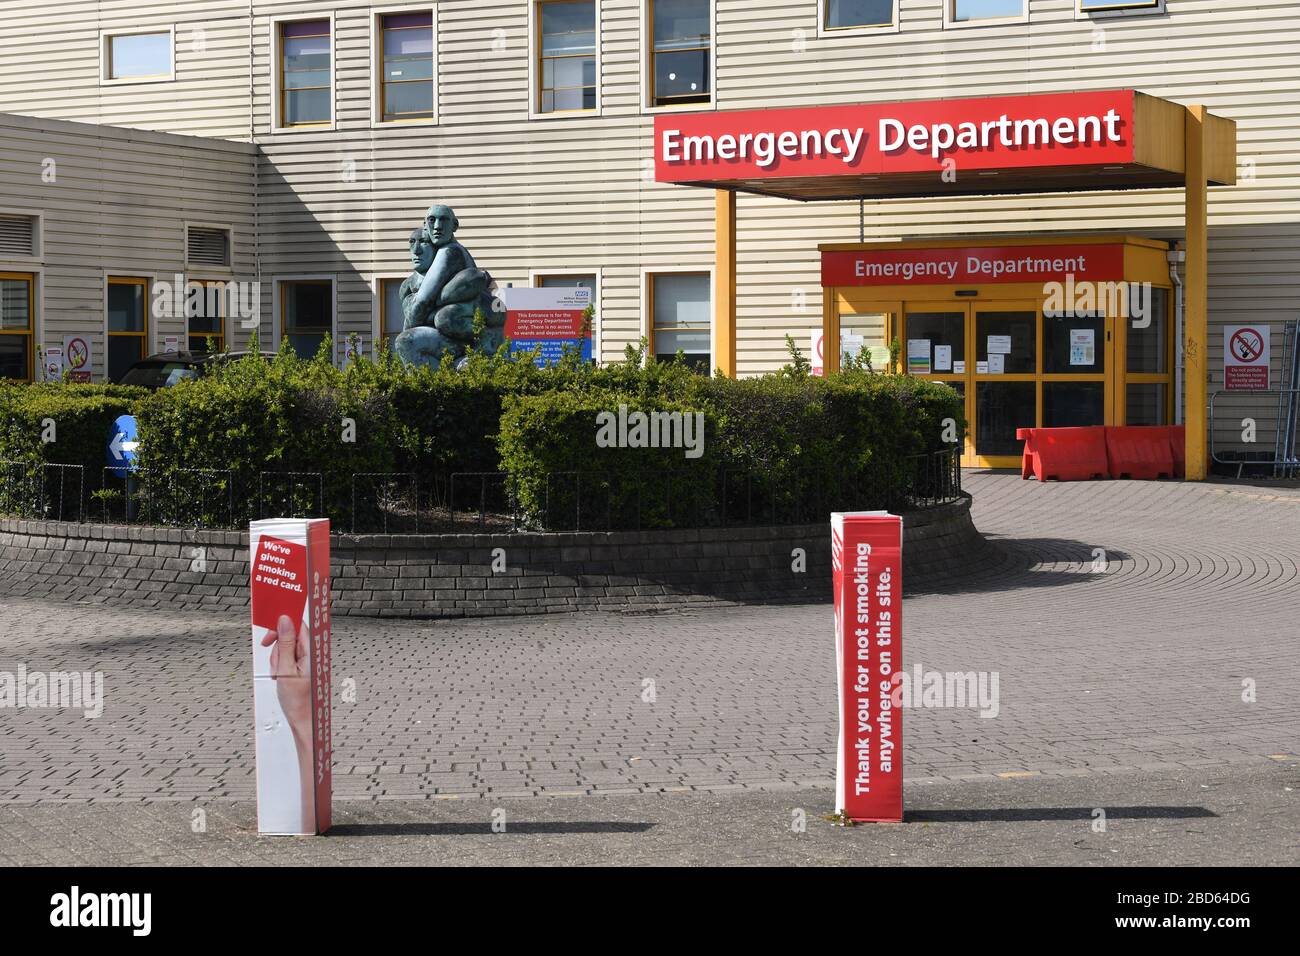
xmin=0 ymin=341 xmax=964 ymax=529
xmin=497 ymin=372 xmax=965 ymax=528
xmin=498 ymin=389 xmax=717 ymax=529
xmin=0 ymin=383 xmax=148 ymax=519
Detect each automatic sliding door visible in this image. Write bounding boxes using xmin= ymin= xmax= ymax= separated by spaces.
xmin=1043 ymin=308 xmax=1108 ymax=429
xmin=903 ymin=304 xmax=969 ymax=460
xmin=973 ymin=306 xmax=1036 ymax=463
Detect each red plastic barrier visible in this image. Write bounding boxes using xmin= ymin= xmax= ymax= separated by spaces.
xmin=1159 ymin=425 xmax=1187 ymax=478
xmin=1017 ymin=426 xmax=1109 ymax=481
xmin=1105 ymin=425 xmax=1174 ymax=480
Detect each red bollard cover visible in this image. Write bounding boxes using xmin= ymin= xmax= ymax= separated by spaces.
xmin=832 ymin=511 xmax=903 ymax=823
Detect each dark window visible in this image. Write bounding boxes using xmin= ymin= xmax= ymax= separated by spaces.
xmin=282 ymin=281 xmax=332 ymax=359
xmin=651 ymin=0 xmax=710 ymax=107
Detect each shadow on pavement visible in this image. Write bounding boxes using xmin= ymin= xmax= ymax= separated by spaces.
xmin=906 ymin=537 xmax=1135 ymax=597
xmin=327 ymin=821 xmax=655 ymax=837
xmin=906 ymin=806 xmax=1215 ymax=823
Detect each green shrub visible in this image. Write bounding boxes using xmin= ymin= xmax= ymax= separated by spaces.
xmin=0 ymin=382 xmax=147 ymax=519
xmin=0 ymin=342 xmax=964 ymax=529
xmin=498 ymin=388 xmax=716 ymax=529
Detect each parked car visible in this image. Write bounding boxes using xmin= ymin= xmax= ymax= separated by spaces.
xmin=115 ymin=351 xmax=275 ymax=389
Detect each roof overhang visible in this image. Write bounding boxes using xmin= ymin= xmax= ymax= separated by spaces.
xmin=654 ymin=90 xmax=1236 ymax=201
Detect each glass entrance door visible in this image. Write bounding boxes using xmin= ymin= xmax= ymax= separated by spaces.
xmin=898 ymin=299 xmax=1118 ymax=468
xmin=838 ymin=310 xmax=892 ymax=371
xmin=972 ymin=302 xmax=1039 ymax=462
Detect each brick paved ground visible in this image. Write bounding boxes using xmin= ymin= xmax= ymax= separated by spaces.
xmin=1 ymin=760 xmax=1295 ymax=866
xmin=0 ymin=472 xmax=1296 ymax=861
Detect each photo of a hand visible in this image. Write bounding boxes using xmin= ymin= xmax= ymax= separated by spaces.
xmin=261 ymin=613 xmax=315 ymax=831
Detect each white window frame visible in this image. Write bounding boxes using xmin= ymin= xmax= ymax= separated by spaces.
xmin=183 ymin=221 xmax=235 ymax=273
xmin=269 ymin=12 xmax=337 ymax=132
xmin=943 ymin=0 xmax=1030 ymax=29
xmin=529 ymin=268 xmax=602 ymax=361
xmin=371 ymin=272 xmax=411 ymax=351
xmin=641 ymin=265 xmax=714 ymax=370
xmin=273 ymin=274 xmax=338 ymax=362
xmin=100 ymin=26 xmax=176 ymax=85
xmin=817 ymin=0 xmax=900 ymax=38
xmin=529 ymin=0 xmax=603 ymax=120
xmin=370 ymin=4 xmax=439 ymax=127
xmin=0 ymin=208 xmax=44 ymax=262
xmin=1076 ymin=0 xmax=1164 ymax=19
xmin=641 ymin=0 xmax=717 ymax=115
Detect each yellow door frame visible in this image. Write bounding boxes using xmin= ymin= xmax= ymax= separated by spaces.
xmin=828 ymin=241 xmax=1175 ymax=469
xmin=0 ymin=271 xmax=35 ymax=382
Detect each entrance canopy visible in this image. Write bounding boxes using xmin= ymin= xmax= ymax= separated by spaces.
xmin=654 ymin=89 xmax=1236 ymax=201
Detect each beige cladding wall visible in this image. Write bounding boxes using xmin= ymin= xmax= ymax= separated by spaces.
xmin=245 ymin=0 xmax=1296 ymax=393
xmin=0 ymin=1 xmax=255 ymax=140
xmin=0 ymin=1 xmax=1296 ymax=437
xmin=0 ymin=112 xmax=257 ymax=377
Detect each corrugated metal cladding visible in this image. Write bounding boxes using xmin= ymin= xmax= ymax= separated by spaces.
xmin=0 ymin=111 xmax=256 ymax=372
xmin=0 ymin=1 xmax=1295 ymax=397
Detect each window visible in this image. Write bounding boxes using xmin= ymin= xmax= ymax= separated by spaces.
xmin=823 ymin=0 xmax=894 ymax=30
xmin=103 ymin=29 xmax=173 ymax=82
xmin=378 ymin=11 xmax=435 ymax=123
xmin=0 ymin=273 xmax=34 ymax=382
xmin=278 ymin=19 xmax=332 ymax=127
xmin=189 ymin=281 xmax=226 ymax=353
xmin=1080 ymin=0 xmax=1162 ymax=13
xmin=281 ymin=280 xmax=332 ymax=359
xmin=537 ymin=2 xmax=596 ymax=114
xmin=186 ymin=226 xmax=231 ymax=268
xmin=379 ymin=277 xmax=405 ymax=351
xmin=949 ymin=0 xmax=1026 ymax=23
xmin=0 ymin=213 xmax=38 ymax=259
xmin=649 ymin=0 xmax=711 ymax=108
xmin=537 ymin=273 xmax=597 ymax=298
xmin=107 ymin=277 xmax=149 ymax=383
xmin=649 ymin=272 xmax=710 ymax=372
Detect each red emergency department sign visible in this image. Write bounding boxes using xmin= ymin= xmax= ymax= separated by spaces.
xmin=656 ymin=90 xmax=1135 ymax=183
xmin=822 ymin=243 xmax=1126 ymax=287
xmin=832 ymin=511 xmax=903 ymax=823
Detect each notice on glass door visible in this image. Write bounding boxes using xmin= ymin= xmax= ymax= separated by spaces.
xmin=934 ymin=344 xmax=952 ymax=372
xmin=987 ymin=335 xmax=1012 ymax=354
xmin=1069 ymin=329 xmax=1096 ymax=366
xmin=987 ymin=353 xmax=1005 ymax=374
xmin=907 ymin=339 xmax=931 ymax=375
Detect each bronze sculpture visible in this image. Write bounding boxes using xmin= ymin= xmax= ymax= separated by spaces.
xmin=392 ymin=204 xmax=506 ymax=367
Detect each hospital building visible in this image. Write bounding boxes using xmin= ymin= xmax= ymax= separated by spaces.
xmin=0 ymin=0 xmax=1296 ymax=474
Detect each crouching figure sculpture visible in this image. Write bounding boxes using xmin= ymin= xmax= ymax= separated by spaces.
xmin=392 ymin=204 xmax=507 ymax=367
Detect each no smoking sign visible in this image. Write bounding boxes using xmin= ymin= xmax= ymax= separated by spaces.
xmin=1224 ymin=325 xmax=1270 ymax=391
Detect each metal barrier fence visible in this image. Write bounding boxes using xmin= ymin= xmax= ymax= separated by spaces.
xmin=1 ymin=448 xmax=964 ymax=532
xmin=0 ymin=460 xmax=84 ymax=522
xmin=99 ymin=467 xmax=234 ymax=527
xmin=351 ymin=472 xmax=419 ymax=534
xmin=1208 ymin=389 xmax=1300 ymax=478
xmin=259 ymin=472 xmax=324 ymax=521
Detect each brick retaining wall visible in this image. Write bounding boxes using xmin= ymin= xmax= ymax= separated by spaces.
xmin=0 ymin=496 xmax=982 ymax=617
